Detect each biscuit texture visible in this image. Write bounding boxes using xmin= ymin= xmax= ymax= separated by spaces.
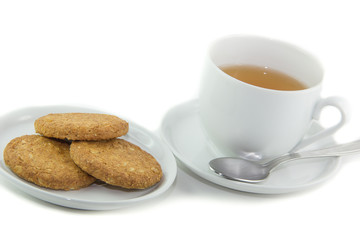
xmin=70 ymin=139 xmax=162 ymax=189
xmin=4 ymin=135 xmax=96 ymax=190
xmin=34 ymin=113 xmax=129 ymax=141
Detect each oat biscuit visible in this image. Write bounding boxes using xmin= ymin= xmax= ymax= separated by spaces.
xmin=34 ymin=113 xmax=129 ymax=141
xmin=70 ymin=139 xmax=163 ymax=189
xmin=4 ymin=135 xmax=96 ymax=190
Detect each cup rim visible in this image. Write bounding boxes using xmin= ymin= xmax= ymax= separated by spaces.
xmin=208 ymin=34 xmax=324 ymax=94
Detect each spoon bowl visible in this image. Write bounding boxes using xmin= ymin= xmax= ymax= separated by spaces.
xmin=209 ymin=157 xmax=270 ymax=182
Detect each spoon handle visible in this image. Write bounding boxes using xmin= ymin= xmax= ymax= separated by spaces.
xmin=299 ymin=139 xmax=360 ymax=158
xmin=266 ymin=139 xmax=360 ymax=170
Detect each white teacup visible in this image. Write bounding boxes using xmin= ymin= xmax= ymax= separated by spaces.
xmin=199 ymin=35 xmax=350 ymax=160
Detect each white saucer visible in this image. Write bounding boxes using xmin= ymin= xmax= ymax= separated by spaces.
xmin=160 ymin=99 xmax=341 ymax=194
xmin=0 ymin=105 xmax=177 ymax=210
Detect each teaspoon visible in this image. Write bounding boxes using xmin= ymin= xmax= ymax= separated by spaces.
xmin=209 ymin=139 xmax=360 ymax=183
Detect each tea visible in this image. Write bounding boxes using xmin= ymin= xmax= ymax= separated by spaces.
xmin=220 ymin=65 xmax=307 ymax=91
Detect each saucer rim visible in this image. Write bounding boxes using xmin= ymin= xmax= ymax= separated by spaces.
xmin=160 ymin=99 xmax=341 ymax=194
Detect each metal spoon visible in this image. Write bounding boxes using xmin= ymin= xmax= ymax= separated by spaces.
xmin=209 ymin=139 xmax=360 ymax=183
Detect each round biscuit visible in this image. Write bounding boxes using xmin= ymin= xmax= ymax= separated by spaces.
xmin=4 ymin=135 xmax=96 ymax=190
xmin=34 ymin=113 xmax=128 ymax=141
xmin=70 ymin=139 xmax=163 ymax=189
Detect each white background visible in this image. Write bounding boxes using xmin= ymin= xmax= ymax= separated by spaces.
xmin=1 ymin=0 xmax=360 ymax=239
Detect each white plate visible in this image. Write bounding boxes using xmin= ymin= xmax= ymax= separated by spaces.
xmin=0 ymin=105 xmax=177 ymax=210
xmin=160 ymin=99 xmax=341 ymax=194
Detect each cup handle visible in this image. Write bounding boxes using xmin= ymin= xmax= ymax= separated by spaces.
xmin=293 ymin=96 xmax=351 ymax=151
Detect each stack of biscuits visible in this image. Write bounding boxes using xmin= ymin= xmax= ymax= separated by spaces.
xmin=3 ymin=113 xmax=163 ymax=191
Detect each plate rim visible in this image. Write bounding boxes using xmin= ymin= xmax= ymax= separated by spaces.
xmin=0 ymin=105 xmax=177 ymax=210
